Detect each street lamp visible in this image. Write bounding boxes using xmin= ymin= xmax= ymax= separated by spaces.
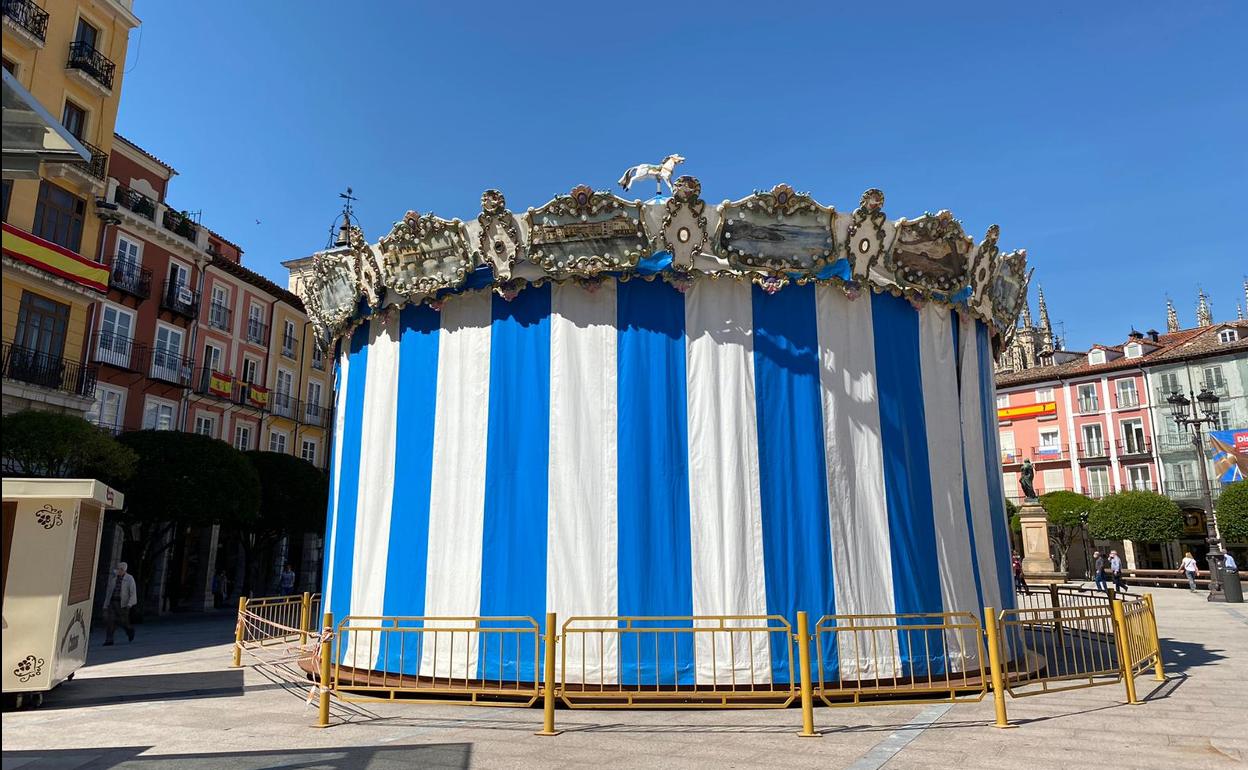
xmin=1166 ymin=388 xmax=1225 ymax=601
xmin=1078 ymin=511 xmax=1093 ymax=581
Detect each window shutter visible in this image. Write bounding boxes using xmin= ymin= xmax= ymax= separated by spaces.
xmin=68 ymin=506 xmax=101 ymax=604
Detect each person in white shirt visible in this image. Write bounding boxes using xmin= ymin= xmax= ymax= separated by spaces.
xmin=1179 ymin=552 xmax=1199 ymax=592
xmin=1225 ymin=552 xmax=1239 ymax=573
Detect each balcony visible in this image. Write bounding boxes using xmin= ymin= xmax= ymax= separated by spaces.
xmin=91 ymin=330 xmax=139 ymax=370
xmin=1077 ymin=442 xmax=1110 ymax=461
xmin=270 ymin=391 xmax=296 ymax=419
xmin=1115 ymin=392 xmax=1140 ymax=409
xmin=1124 ymin=479 xmax=1156 ymax=493
xmin=1077 ymin=398 xmax=1100 ymax=414
xmin=280 ymin=333 xmax=298 ymax=360
xmin=1165 ymin=479 xmax=1223 ymax=500
xmin=2 ymin=0 xmax=49 ymax=46
xmin=246 ymin=318 xmax=269 ymax=345
xmin=207 ymin=301 xmax=232 ymax=331
xmin=1030 ymin=445 xmax=1071 ymax=462
xmin=1116 ymin=437 xmax=1152 ymax=458
xmin=160 ymin=279 xmax=198 ymax=318
xmin=147 ymin=348 xmax=194 ymax=387
xmin=67 ymin=39 xmax=115 ymax=91
xmin=303 ymin=400 xmax=331 ymax=428
xmin=162 ymin=208 xmax=199 ymax=243
xmin=72 ymin=137 xmax=108 ymax=179
xmin=114 ymin=184 xmax=157 ymax=220
xmin=311 ymin=350 xmax=326 ymax=371
xmin=1200 ymin=380 xmax=1229 ymax=397
xmin=2 ymin=341 xmax=97 ymax=399
xmin=109 ymin=259 xmax=151 ymax=299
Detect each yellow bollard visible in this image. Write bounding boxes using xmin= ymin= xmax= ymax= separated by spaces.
xmin=1110 ymin=598 xmax=1139 ymax=705
xmin=795 ymin=611 xmax=820 ymax=737
xmin=231 ymin=596 xmax=247 ymax=668
xmin=300 ymin=592 xmax=311 ymax=647
xmin=1144 ymin=594 xmax=1165 ymax=682
xmin=983 ymin=608 xmax=1014 ymax=728
xmin=535 ymin=612 xmax=560 ymax=736
xmin=316 ymin=612 xmax=333 ymax=728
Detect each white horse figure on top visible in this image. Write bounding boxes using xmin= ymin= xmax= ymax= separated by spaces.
xmin=618 ymin=154 xmax=686 ymax=195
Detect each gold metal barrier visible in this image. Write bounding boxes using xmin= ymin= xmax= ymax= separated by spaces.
xmin=995 ymin=601 xmax=1120 ymax=698
xmin=238 ymin=592 xmax=321 ymax=647
xmin=557 ymin=615 xmax=796 ymax=708
xmin=330 ymin=615 xmax=542 ymax=706
xmin=812 ymin=612 xmax=988 ymax=707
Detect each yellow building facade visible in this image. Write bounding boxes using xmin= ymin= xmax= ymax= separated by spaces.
xmin=2 ymin=0 xmax=140 ymax=415
xmin=263 ymin=296 xmax=332 ymax=470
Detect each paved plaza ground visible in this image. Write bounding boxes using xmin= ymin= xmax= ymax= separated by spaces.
xmin=2 ymin=588 xmax=1246 ymax=769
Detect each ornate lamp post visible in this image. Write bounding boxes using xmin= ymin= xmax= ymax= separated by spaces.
xmin=1166 ymin=388 xmax=1225 ymax=601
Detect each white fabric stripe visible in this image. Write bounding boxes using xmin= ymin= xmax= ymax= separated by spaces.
xmin=342 ymin=315 xmax=401 ymax=669
xmin=814 ymin=286 xmax=899 ymax=679
xmin=323 ymin=346 xmax=350 ymax=610
xmin=685 ymin=279 xmax=771 ymax=686
xmin=959 ymin=315 xmax=1003 ymax=615
xmin=421 ymin=291 xmax=492 ymax=679
xmin=547 ymin=281 xmax=619 ymax=685
xmin=918 ymin=305 xmax=980 ymax=672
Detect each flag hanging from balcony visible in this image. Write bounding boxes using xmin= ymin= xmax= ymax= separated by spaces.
xmin=247 ymin=384 xmax=268 ymax=409
xmin=208 ymin=371 xmax=233 ymax=398
xmin=2 ymin=223 xmax=108 ymax=293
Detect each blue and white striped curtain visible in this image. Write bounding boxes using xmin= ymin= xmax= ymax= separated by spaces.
xmin=322 ymin=277 xmax=1014 ymax=683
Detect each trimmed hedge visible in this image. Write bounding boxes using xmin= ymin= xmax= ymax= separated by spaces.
xmin=1088 ymin=490 xmax=1183 ymax=542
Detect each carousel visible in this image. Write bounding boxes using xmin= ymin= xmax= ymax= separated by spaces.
xmin=303 ymin=158 xmax=1031 ymax=685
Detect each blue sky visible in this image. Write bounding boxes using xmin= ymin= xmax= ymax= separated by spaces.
xmin=114 ymin=1 xmax=1245 ymax=349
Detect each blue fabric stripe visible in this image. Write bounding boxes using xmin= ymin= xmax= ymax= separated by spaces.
xmin=616 ymin=278 xmax=695 ymax=686
xmin=377 ymin=305 xmax=441 ymax=674
xmin=977 ymin=323 xmax=1015 ymax=610
xmin=871 ymin=293 xmax=946 ymax=676
xmin=751 ymin=283 xmax=836 ymax=684
xmin=952 ymin=316 xmax=986 ymax=612
xmin=329 ymin=324 xmax=370 ymax=663
xmin=478 ymin=285 xmax=552 ymax=682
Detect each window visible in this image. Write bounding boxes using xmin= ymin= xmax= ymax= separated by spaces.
xmin=996 ymin=394 xmax=1009 ymax=409
xmin=15 ymin=291 xmax=70 ymax=358
xmin=269 ymin=430 xmax=288 ymax=453
xmin=167 ymin=260 xmax=190 ymax=292
xmin=234 ymin=424 xmax=253 ymax=451
xmin=75 ymin=17 xmax=99 ymax=48
xmin=1120 ymin=419 xmax=1146 ymax=454
xmin=998 ymin=431 xmax=1017 ymax=463
xmin=1042 ymin=469 xmax=1065 ymax=494
xmin=311 ymin=341 xmax=324 ymax=369
xmin=1087 ymin=466 xmax=1111 ymax=498
xmin=1082 ymin=423 xmax=1105 ymax=456
xmin=1088 ymin=350 xmax=1105 ymax=365
xmin=142 ymin=397 xmax=176 ymax=430
xmin=115 ymin=233 xmax=141 ymax=270
xmin=209 ymin=285 xmax=230 ymax=330
xmin=1115 ymin=379 xmax=1138 ymax=408
xmin=306 ymin=380 xmax=323 ymax=422
xmin=282 ymin=320 xmax=296 ymax=356
xmin=61 ymin=100 xmax=87 ymax=140
xmin=194 ymin=413 xmax=216 ymax=438
xmin=1035 ymin=387 xmax=1054 ymax=403
xmin=96 ymin=304 xmax=134 ymax=367
xmin=274 ymin=369 xmax=293 ymax=417
xmin=1211 ymin=410 xmax=1232 ymax=432
xmin=33 ymin=181 xmax=85 ymax=252
xmin=86 ymin=385 xmax=126 ymax=433
xmin=1220 ymin=329 xmax=1240 ymax=343
xmin=247 ymin=303 xmax=265 ymax=343
xmin=1127 ymin=466 xmax=1152 ymax=492
xmin=151 ymin=324 xmax=185 ymax=382
xmin=2 ymin=57 xmax=15 ymax=74
xmin=1077 ymin=383 xmax=1099 ymax=413
xmin=1037 ymin=428 xmax=1061 ymax=455
xmin=301 ymin=439 xmax=318 ymax=465
xmin=1124 ymin=342 xmax=1141 ymax=359
xmin=241 ymin=356 xmax=259 ymax=385
xmin=1157 ymin=371 xmax=1181 ymax=396
xmin=1202 ymin=365 xmax=1225 ymax=391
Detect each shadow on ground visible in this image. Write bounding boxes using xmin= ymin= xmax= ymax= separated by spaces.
xmin=32 ymin=669 xmax=279 ymax=710
xmin=1158 ymin=637 xmax=1226 ymax=674
xmin=1 ymin=744 xmax=472 ymax=770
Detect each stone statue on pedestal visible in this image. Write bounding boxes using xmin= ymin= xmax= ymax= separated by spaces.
xmin=1019 ymin=458 xmax=1037 ymax=501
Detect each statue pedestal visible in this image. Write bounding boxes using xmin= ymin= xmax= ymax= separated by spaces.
xmin=1018 ymin=500 xmax=1066 ymax=582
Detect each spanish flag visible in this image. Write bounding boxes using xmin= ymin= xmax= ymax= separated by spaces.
xmin=247 ymin=384 xmax=268 ymax=409
xmin=2 ymin=223 xmax=108 ymax=293
xmin=208 ymin=371 xmax=233 ymax=398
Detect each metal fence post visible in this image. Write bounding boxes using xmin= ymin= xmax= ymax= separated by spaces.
xmin=535 ymin=612 xmax=560 ymax=736
xmin=983 ymin=607 xmax=1013 ymax=728
xmin=231 ymin=596 xmax=247 ymax=668
xmin=300 ymin=592 xmax=311 ymax=646
xmin=1048 ymin=584 xmax=1065 ymax=653
xmin=1144 ymin=594 xmax=1165 ymax=682
xmin=795 ymin=611 xmax=820 ymax=737
xmin=316 ymin=612 xmax=333 ymax=728
xmin=1110 ymin=598 xmax=1139 ymax=705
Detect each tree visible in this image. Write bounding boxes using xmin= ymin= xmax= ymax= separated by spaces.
xmin=240 ymin=451 xmax=328 ymax=595
xmin=2 ymin=410 xmax=137 ymax=481
xmin=1088 ymin=490 xmax=1183 ymax=543
xmin=1040 ymin=491 xmax=1095 ymax=574
xmin=1218 ymin=480 xmax=1248 ymax=544
xmin=114 ymin=431 xmax=260 ymax=598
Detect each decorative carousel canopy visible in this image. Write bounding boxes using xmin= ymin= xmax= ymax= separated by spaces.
xmin=302 ymin=179 xmax=1031 ymax=353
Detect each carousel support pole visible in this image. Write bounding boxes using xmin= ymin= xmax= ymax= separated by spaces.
xmin=535 ymin=612 xmax=560 ymax=736
xmin=795 ymin=611 xmax=820 ymax=737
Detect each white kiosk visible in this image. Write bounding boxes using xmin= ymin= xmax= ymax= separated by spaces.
xmin=2 ymin=478 xmax=123 ymax=708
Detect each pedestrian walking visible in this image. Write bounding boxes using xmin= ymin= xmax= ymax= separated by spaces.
xmin=279 ymin=563 xmax=296 ymax=596
xmin=1179 ymin=552 xmax=1199 ymax=592
xmin=1093 ymin=551 xmax=1108 ymax=593
xmin=1109 ymin=550 xmax=1126 ymax=593
xmin=103 ymin=562 xmax=138 ymax=646
xmin=1012 ymin=551 xmax=1029 ymax=593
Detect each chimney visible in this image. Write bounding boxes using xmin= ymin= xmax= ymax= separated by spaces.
xmin=1128 ymin=328 xmax=1144 ymax=340
xmin=1147 ymin=329 xmax=1159 ymax=342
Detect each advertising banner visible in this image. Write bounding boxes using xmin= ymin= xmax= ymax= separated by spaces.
xmin=1210 ymin=429 xmax=1247 ymax=483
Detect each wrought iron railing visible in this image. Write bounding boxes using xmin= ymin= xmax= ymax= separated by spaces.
xmin=161 ymin=279 xmax=198 ymax=317
xmin=73 ymin=137 xmax=108 ymax=179
xmin=1077 ymin=398 xmax=1100 ymax=414
xmin=1115 ymin=438 xmax=1152 ymax=457
xmin=1 ymin=341 xmax=97 ymax=398
xmin=109 ymin=259 xmax=151 ymax=299
xmin=281 ymin=334 xmax=298 ymax=360
xmin=1115 ymin=392 xmax=1140 ymax=409
xmin=207 ymin=301 xmax=232 ymax=331
xmin=67 ymin=39 xmax=115 ymax=90
xmin=2 ymin=0 xmax=49 ymax=43
xmin=246 ymin=319 xmax=269 ymax=345
xmin=1077 ymin=442 xmax=1110 ymax=460
xmin=147 ymin=347 xmax=194 ymax=386
xmin=114 ymin=184 xmax=157 ymax=220
xmin=91 ymin=330 xmax=139 ymax=370
xmin=1164 ymin=479 xmax=1222 ymax=499
xmin=162 ymin=208 xmax=198 ymax=242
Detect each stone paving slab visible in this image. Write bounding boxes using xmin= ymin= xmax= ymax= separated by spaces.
xmin=2 ymin=591 xmax=1245 ymax=769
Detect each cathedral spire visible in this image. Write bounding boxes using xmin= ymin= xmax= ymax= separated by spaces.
xmin=1196 ymin=288 xmax=1212 ymax=327
xmin=1019 ymin=297 xmax=1033 ymax=327
xmin=1037 ymin=287 xmax=1051 ymax=332
xmin=1166 ymin=297 xmax=1179 ymax=333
